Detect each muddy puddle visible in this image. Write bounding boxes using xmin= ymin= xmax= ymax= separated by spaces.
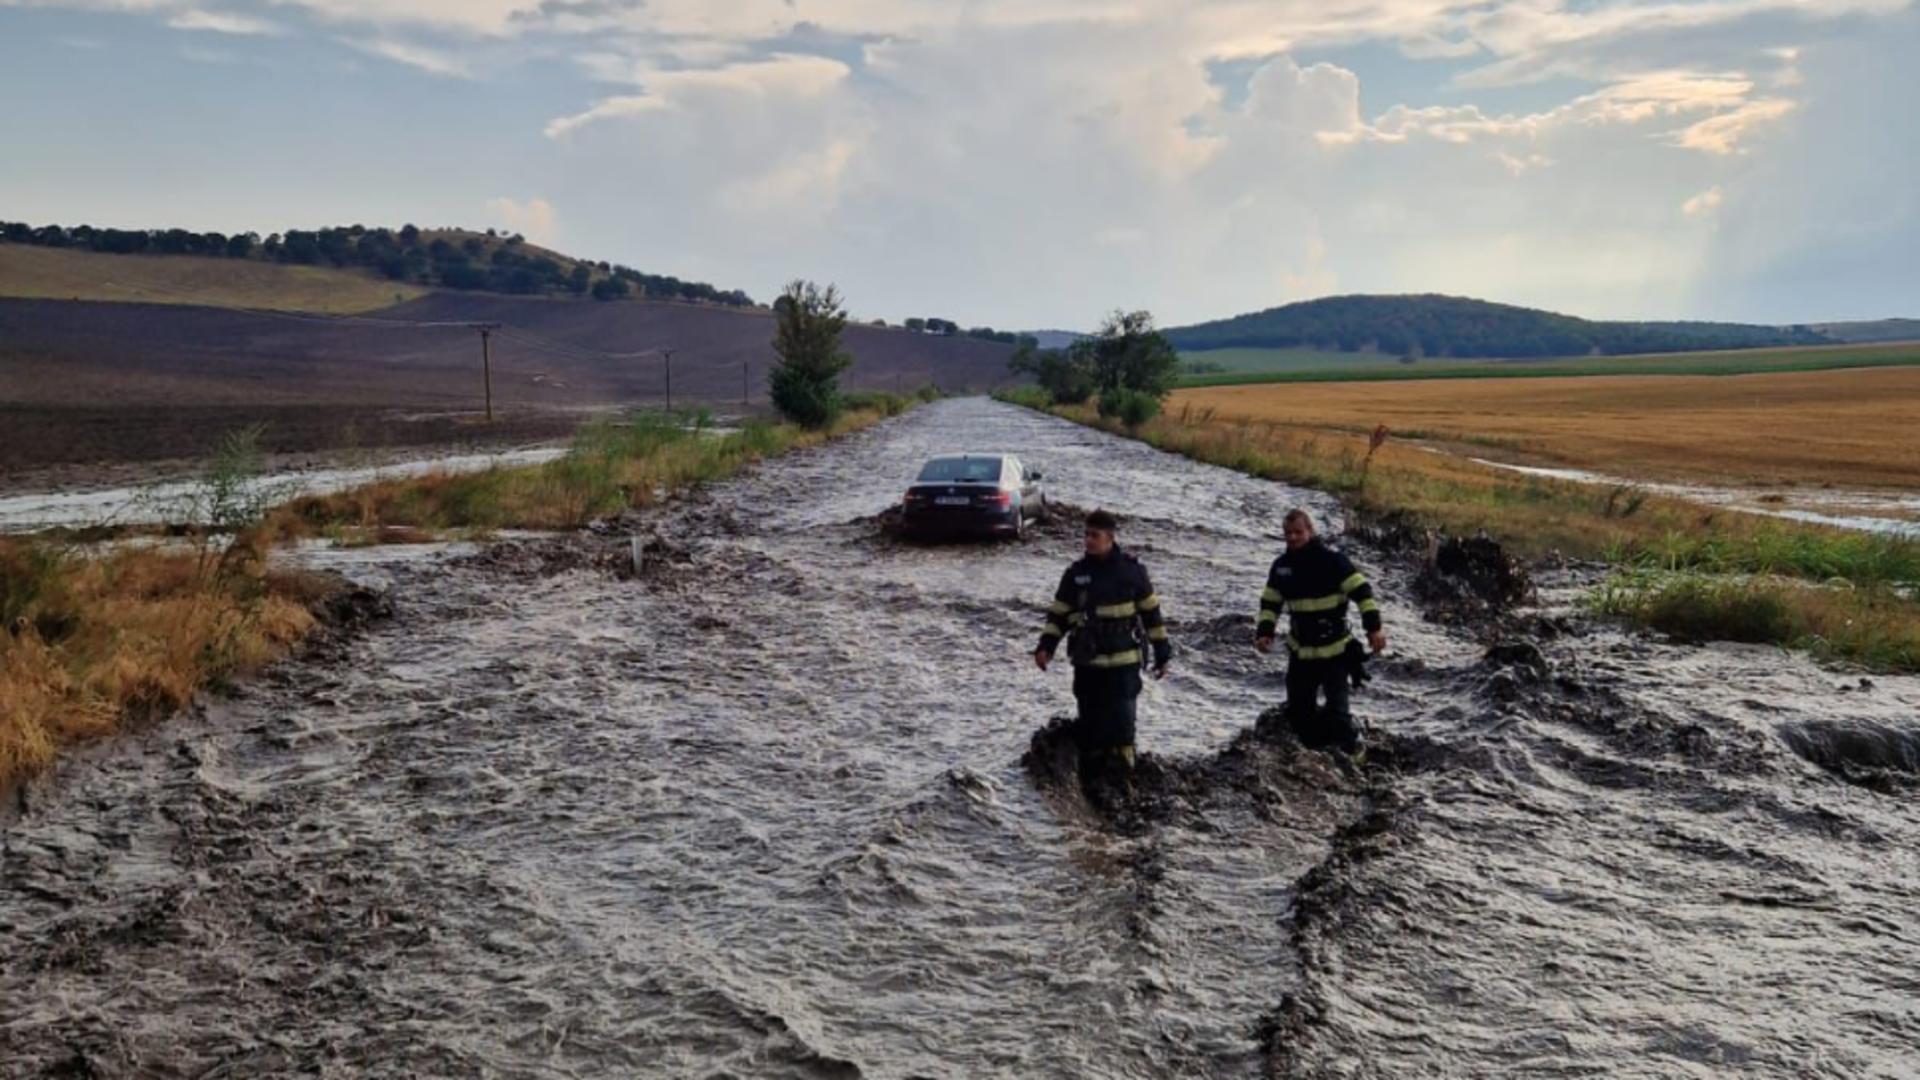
xmin=4 ymin=398 xmax=1917 ymax=1077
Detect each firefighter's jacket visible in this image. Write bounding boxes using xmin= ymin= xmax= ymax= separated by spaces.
xmin=1257 ymin=537 xmax=1382 ymax=660
xmin=1036 ymin=547 xmax=1171 ymax=670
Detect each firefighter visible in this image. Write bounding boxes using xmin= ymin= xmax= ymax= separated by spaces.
xmin=1254 ymin=508 xmax=1386 ymax=755
xmin=1034 ymin=509 xmax=1171 ymax=774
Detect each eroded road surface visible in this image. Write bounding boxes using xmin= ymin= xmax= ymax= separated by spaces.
xmin=5 ymin=399 xmax=1918 ymax=1078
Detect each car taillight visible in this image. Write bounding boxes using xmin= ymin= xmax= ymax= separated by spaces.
xmin=980 ymin=491 xmax=1012 ymax=507
xmin=903 ymin=490 xmax=924 ymax=504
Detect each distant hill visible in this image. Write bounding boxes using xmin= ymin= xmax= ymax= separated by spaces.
xmin=0 ymin=220 xmax=754 ymax=308
xmin=1814 ymin=318 xmax=1920 ymax=344
xmin=1164 ymin=294 xmax=1834 ymax=359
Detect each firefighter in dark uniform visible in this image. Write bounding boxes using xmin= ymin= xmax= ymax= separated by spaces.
xmin=1255 ymin=508 xmax=1386 ymax=754
xmin=1034 ymin=509 xmax=1171 ymax=773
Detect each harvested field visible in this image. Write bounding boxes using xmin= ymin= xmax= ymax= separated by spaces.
xmin=0 ymin=243 xmax=427 ymax=314
xmin=1174 ymin=366 xmax=1920 ymax=489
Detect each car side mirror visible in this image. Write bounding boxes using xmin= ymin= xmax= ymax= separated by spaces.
xmin=1029 ymin=471 xmax=1044 ymax=481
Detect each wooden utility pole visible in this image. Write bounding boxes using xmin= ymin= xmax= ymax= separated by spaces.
xmin=663 ymin=348 xmax=675 ymax=413
xmin=742 ymin=359 xmax=750 ymax=409
xmin=476 ymin=323 xmax=502 ymax=422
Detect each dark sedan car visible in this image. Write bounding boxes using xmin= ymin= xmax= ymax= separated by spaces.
xmin=900 ymin=454 xmax=1046 ymax=539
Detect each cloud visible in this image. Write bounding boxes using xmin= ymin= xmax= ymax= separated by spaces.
xmin=3 ymin=0 xmax=1913 ymax=326
xmin=342 ymin=36 xmax=471 ymax=77
xmin=167 ymin=8 xmax=282 ymax=34
xmin=545 ymin=53 xmax=851 ymax=138
xmin=1672 ymin=97 xmax=1795 ymax=153
xmin=1683 ymin=186 xmax=1726 ymax=217
xmin=486 ymin=196 xmax=558 ymax=243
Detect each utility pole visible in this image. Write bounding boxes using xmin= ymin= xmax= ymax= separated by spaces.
xmin=663 ymin=348 xmax=675 ymax=413
xmin=476 ymin=323 xmax=502 ymax=422
xmin=742 ymin=359 xmax=750 ymax=409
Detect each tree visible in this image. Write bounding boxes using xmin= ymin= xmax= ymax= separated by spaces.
xmin=904 ymin=317 xmax=927 ymax=333
xmin=1009 ymin=343 xmax=1094 ymax=405
xmin=768 ymin=279 xmax=854 ymax=429
xmin=1076 ymin=309 xmax=1180 ymax=399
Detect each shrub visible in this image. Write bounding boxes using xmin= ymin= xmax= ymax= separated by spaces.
xmin=1098 ymin=388 xmax=1161 ymax=427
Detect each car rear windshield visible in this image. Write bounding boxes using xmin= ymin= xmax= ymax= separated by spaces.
xmin=917 ymin=457 xmax=1003 ymax=483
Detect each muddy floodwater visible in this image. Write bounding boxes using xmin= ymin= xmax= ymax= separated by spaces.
xmin=4 ymin=399 xmax=1918 ymax=1078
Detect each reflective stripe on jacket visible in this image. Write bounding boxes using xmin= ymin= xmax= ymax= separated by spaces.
xmin=1257 ymin=537 xmax=1381 ymax=659
xmin=1037 ymin=546 xmax=1172 ymax=669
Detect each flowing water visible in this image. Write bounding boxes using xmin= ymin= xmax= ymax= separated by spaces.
xmin=0 ymin=447 xmax=568 ymax=534
xmin=3 ymin=398 xmax=1916 ymax=1078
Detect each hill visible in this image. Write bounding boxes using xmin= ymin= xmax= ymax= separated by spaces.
xmin=1163 ymin=294 xmax=1833 ymax=359
xmin=0 ymin=220 xmax=753 ymax=308
xmin=1814 ymin=318 xmax=1920 ymax=344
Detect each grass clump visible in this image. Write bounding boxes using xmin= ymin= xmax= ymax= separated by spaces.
xmin=1591 ymin=574 xmax=1920 ymax=673
xmin=0 ymin=534 xmax=323 ymax=787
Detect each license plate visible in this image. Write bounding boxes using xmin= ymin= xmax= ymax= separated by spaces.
xmin=935 ymin=496 xmax=971 ymax=506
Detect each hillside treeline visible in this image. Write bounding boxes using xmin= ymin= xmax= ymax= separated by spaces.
xmin=1164 ymin=294 xmax=1833 ymax=358
xmin=0 ymin=220 xmax=754 ymax=307
xmin=900 ymin=317 xmax=1037 ymax=347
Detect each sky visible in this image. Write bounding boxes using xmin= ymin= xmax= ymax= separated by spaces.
xmin=1 ymin=0 xmax=1915 ymax=329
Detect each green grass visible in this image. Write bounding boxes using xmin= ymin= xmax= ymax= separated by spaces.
xmin=1175 ymin=342 xmax=1920 ymax=388
xmin=1181 ymin=347 xmax=1381 ymax=374
xmin=1591 ymin=573 xmax=1920 ymax=672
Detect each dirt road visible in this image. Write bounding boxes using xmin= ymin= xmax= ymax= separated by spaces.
xmin=4 ymin=399 xmax=1916 ymax=1078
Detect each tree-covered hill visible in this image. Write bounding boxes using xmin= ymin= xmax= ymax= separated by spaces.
xmin=1163 ymin=294 xmax=1834 ymax=358
xmin=0 ymin=220 xmax=754 ymax=307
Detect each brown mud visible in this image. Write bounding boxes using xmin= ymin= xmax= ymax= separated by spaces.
xmin=2 ymin=399 xmax=1916 ymax=1078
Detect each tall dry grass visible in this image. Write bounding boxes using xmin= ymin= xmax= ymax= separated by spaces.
xmin=1 ymin=535 xmax=320 ymax=787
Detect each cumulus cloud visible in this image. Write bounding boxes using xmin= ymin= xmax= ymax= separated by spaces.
xmin=5 ymin=0 xmax=1914 ymax=324
xmin=486 ymin=196 xmax=558 ymax=243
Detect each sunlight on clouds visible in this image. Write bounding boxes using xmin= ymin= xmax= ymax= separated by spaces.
xmin=546 ymin=53 xmax=851 ymax=138
xmin=1673 ymin=97 xmax=1795 ymax=153
xmin=1683 ymin=186 xmax=1725 ymax=217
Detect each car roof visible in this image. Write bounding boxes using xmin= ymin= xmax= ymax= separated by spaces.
xmin=924 ymin=453 xmax=1008 ymax=462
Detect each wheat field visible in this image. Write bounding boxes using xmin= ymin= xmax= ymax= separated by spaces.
xmin=1174 ymin=365 xmax=1920 ymax=489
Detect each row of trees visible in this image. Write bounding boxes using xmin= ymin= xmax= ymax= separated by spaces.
xmin=1009 ymin=310 xmax=1179 ymax=425
xmin=1163 ymin=293 xmax=1832 ymax=358
xmin=901 ymin=316 xmax=1037 ymax=348
xmin=0 ymin=220 xmax=756 ymax=307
